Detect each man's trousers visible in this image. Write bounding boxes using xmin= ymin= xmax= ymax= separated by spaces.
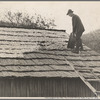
xmin=75 ymin=32 xmax=83 ymax=51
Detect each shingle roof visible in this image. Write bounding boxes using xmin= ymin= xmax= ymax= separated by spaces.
xmin=0 ymin=27 xmax=100 ymax=80
xmin=0 ymin=27 xmax=76 ymax=78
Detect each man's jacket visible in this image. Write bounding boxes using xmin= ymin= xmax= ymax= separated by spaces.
xmin=72 ymin=14 xmax=85 ymax=35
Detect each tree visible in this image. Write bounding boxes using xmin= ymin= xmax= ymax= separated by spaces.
xmin=14 ymin=12 xmax=23 ymax=26
xmin=5 ymin=11 xmax=15 ymax=26
xmin=4 ymin=11 xmax=56 ymax=29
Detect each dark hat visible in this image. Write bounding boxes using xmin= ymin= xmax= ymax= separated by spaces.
xmin=67 ymin=9 xmax=73 ymax=15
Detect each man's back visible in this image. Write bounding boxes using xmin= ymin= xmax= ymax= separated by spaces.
xmin=72 ymin=14 xmax=85 ymax=33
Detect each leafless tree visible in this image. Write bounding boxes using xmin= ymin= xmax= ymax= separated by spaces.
xmin=4 ymin=11 xmax=56 ymax=29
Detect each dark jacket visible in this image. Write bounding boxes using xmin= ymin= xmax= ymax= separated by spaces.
xmin=72 ymin=14 xmax=85 ymax=35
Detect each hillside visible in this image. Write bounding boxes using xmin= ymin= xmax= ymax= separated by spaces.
xmin=82 ymin=29 xmax=100 ymax=53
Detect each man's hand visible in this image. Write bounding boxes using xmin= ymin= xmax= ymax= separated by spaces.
xmin=72 ymin=32 xmax=76 ymax=37
xmin=73 ymin=33 xmax=76 ymax=37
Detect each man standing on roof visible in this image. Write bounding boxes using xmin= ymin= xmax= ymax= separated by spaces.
xmin=67 ymin=9 xmax=85 ymax=54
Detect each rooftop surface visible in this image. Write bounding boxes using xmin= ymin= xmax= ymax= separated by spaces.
xmin=0 ymin=27 xmax=100 ymax=81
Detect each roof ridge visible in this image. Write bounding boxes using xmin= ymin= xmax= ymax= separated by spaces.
xmin=0 ymin=27 xmax=66 ymax=32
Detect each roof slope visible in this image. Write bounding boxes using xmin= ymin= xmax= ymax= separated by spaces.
xmin=0 ymin=27 xmax=77 ymax=78
xmin=0 ymin=27 xmax=100 ymax=82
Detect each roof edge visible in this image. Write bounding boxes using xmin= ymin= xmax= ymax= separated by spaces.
xmin=35 ymin=28 xmax=66 ymax=32
xmin=0 ymin=26 xmax=66 ymax=32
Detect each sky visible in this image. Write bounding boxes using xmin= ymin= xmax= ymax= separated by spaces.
xmin=0 ymin=1 xmax=100 ymax=34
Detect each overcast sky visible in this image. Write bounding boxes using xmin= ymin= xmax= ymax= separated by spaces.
xmin=0 ymin=1 xmax=100 ymax=34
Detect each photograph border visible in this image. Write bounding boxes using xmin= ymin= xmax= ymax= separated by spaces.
xmin=0 ymin=0 xmax=100 ymax=100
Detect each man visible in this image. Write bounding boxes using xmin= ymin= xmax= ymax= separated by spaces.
xmin=67 ymin=9 xmax=85 ymax=54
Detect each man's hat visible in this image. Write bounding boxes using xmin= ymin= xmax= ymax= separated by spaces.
xmin=67 ymin=9 xmax=73 ymax=15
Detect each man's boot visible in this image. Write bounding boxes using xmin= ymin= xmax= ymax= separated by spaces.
xmin=72 ymin=48 xmax=79 ymax=54
xmin=79 ymin=46 xmax=83 ymax=51
xmin=79 ymin=38 xmax=83 ymax=51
